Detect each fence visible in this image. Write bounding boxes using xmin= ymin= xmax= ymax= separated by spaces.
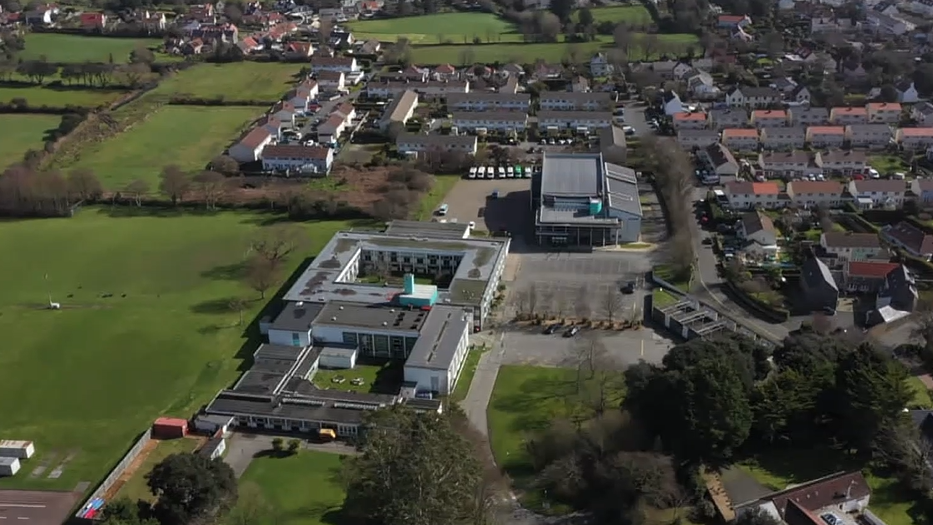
xmin=74 ymin=428 xmax=152 ymax=519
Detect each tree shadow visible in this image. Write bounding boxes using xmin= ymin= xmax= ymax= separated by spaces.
xmin=251 ymin=448 xmax=294 ymax=459
xmin=95 ymin=206 xmax=223 ymax=219
xmin=190 ymin=296 xmax=244 ymax=314
xmin=201 ymin=261 xmax=248 ymax=281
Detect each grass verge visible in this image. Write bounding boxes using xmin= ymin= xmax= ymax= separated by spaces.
xmin=414 ymin=174 xmax=460 ymax=220
xmin=450 ymin=345 xmax=488 ymax=404
xmin=116 ymin=437 xmax=201 ymax=503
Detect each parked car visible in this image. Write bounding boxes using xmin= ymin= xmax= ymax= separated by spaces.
xmin=621 ymin=281 xmax=636 ymax=294
xmin=544 ymin=323 xmax=561 ymax=335
xmin=564 ymin=326 xmax=581 ymax=337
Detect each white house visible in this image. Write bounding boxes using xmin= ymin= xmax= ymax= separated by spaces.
xmin=736 ymin=210 xmax=779 ymax=257
xmin=896 ymin=80 xmax=920 ymax=104
xmin=848 ymin=179 xmax=907 ymax=208
xmin=677 ymin=129 xmax=720 ymax=149
xmin=758 ymin=151 xmax=812 ymax=179
xmin=316 ymin=70 xmax=345 ymax=91
xmin=724 ymin=180 xmax=783 ymax=210
xmin=229 ymin=125 xmax=276 ymax=163
xmin=452 ymin=112 xmax=528 ymax=133
xmin=760 ymin=127 xmax=806 ymax=150
xmin=662 ymin=91 xmax=684 ymax=116
xmin=396 ymin=133 xmax=478 ymax=155
xmin=537 ymin=111 xmax=612 ymax=131
xmin=590 ymin=53 xmax=614 ymax=77
xmin=261 ymin=144 xmax=334 ymax=174
xmin=786 ymin=180 xmax=845 ymax=208
xmin=446 ymin=92 xmax=530 ymax=112
xmin=539 ymin=92 xmax=612 ymax=111
xmin=725 ymin=86 xmax=781 ymax=108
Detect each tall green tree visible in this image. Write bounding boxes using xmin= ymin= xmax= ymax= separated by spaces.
xmin=146 ymin=453 xmax=237 ymax=525
xmin=548 ymin=0 xmax=573 ymax=22
xmin=675 ymin=358 xmax=753 ymax=460
xmin=344 ymin=407 xmax=482 ymax=525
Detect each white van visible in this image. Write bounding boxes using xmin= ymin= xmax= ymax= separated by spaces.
xmin=437 ymin=204 xmax=449 ymax=216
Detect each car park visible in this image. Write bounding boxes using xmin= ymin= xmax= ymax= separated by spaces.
xmin=544 ymin=323 xmax=561 ymax=335
xmin=564 ymin=326 xmax=580 ymax=338
xmin=507 ymin=166 xmax=514 ymax=177
xmin=469 ymin=167 xmax=477 ymax=179
xmin=622 ymin=125 xmax=635 ymax=135
xmin=486 ymin=166 xmax=496 ymax=179
xmin=514 ymin=165 xmax=523 ymax=178
xmin=621 ymin=281 xmax=636 ymax=294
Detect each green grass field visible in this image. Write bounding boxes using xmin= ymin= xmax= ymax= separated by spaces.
xmin=348 ymin=12 xmax=519 ymax=44
xmin=0 ymin=209 xmax=357 ymax=493
xmin=575 ymin=5 xmax=652 ymax=25
xmin=233 ymin=451 xmax=349 ymax=525
xmin=414 ymin=175 xmax=460 ymax=220
xmin=69 ymin=105 xmax=260 ymax=190
xmin=151 ymin=62 xmax=305 ymax=101
xmin=116 ymin=437 xmax=201 ymax=503
xmin=869 ymin=155 xmax=909 ymax=175
xmin=409 ymin=33 xmax=697 ymax=65
xmin=0 ymin=84 xmax=126 ymax=108
xmin=739 ymin=449 xmax=916 ymax=525
xmin=20 ymin=33 xmax=163 ymax=63
xmin=907 ymin=376 xmax=933 ymax=409
xmin=0 ymin=114 xmax=60 ymax=167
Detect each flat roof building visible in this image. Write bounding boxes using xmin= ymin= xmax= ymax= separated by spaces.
xmin=534 ymin=152 xmax=643 ymax=246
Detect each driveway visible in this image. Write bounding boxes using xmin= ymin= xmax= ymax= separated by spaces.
xmin=223 ymin=432 xmax=358 ymax=478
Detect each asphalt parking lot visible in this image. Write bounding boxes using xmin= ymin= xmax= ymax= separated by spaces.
xmin=442 ymin=178 xmax=531 ymax=232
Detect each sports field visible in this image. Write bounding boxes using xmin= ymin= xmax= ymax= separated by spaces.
xmin=69 ymin=105 xmax=261 ymax=189
xmin=576 ymin=5 xmax=652 ymax=25
xmin=0 ymin=209 xmax=357 ymax=493
xmin=232 ymin=451 xmax=349 ymax=525
xmin=0 ymin=84 xmax=126 ymax=108
xmin=0 ymin=114 xmax=60 ymax=167
xmin=347 ymin=12 xmax=520 ymax=43
xmin=20 ymin=33 xmax=163 ymax=63
xmin=151 ymin=62 xmax=305 ymax=101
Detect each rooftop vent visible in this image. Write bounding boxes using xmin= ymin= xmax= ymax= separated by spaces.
xmin=296 ymin=301 xmax=304 ymax=306
xmin=331 ymin=316 xmax=337 ymax=321
xmin=339 ymin=306 xmax=344 ymax=310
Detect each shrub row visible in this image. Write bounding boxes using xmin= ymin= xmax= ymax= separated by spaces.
xmin=168 ymin=95 xmax=276 ymax=106
xmin=723 ymin=279 xmax=790 ymax=322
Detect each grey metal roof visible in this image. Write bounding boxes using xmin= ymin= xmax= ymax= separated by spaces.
xmin=406 ymin=306 xmax=471 ymax=370
xmin=538 ymin=208 xmax=620 ymax=225
xmin=384 ymin=220 xmax=469 ymax=239
xmin=541 ymin=153 xmax=602 ymax=196
xmin=254 ymin=343 xmax=305 ymax=362
xmin=605 ymin=163 xmax=642 ymax=218
xmin=207 ymin=391 xmax=372 ymax=425
xmin=270 ymin=302 xmax=323 ymax=332
xmin=232 ymin=369 xmax=291 ymax=395
xmin=314 ymin=301 xmax=428 ymax=331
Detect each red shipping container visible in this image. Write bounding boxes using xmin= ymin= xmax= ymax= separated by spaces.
xmin=152 ymin=417 xmax=188 ymax=439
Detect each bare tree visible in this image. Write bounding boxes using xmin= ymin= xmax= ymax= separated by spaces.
xmin=565 ymin=332 xmax=624 ymax=415
xmin=458 ymin=46 xmax=476 ymax=67
xmin=527 ymin=283 xmax=539 ymax=317
xmin=125 ymin=179 xmax=149 ymax=206
xmin=229 ymin=297 xmax=248 ymax=326
xmin=573 ymin=285 xmax=590 ymax=320
xmin=641 ymin=33 xmax=659 ymax=61
xmin=210 ymin=154 xmax=239 ymax=176
xmin=602 ymin=286 xmax=623 ymax=322
xmin=159 ymin=164 xmax=191 ymax=206
xmin=194 ymin=170 xmax=227 ymax=210
xmin=66 ymin=167 xmax=102 ymax=202
xmin=249 ymin=223 xmax=307 ymax=271
xmin=244 ymin=256 xmax=280 ymax=299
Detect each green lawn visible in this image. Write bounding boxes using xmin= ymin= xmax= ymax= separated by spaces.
xmin=151 ymin=62 xmax=305 ymax=102
xmin=312 ymin=361 xmax=403 ymax=394
xmin=0 ymin=114 xmax=60 ymax=167
xmin=906 ymin=376 xmax=932 ymax=409
xmin=232 ymin=451 xmax=349 ymax=525
xmin=869 ymin=155 xmax=909 ymax=175
xmin=0 ymin=84 xmax=126 ymax=108
xmin=450 ymin=345 xmax=487 ymax=404
xmin=414 ymin=174 xmax=460 ymax=220
xmin=20 ymin=33 xmax=164 ymax=63
xmin=0 ymin=209 xmax=357 ymax=493
xmin=348 ymin=12 xmax=519 ymax=44
xmin=116 ymin=437 xmax=201 ymax=503
xmin=69 ymin=105 xmax=261 ymax=190
xmin=739 ymin=449 xmax=917 ymax=525
xmin=409 ymin=33 xmax=696 ymax=65
xmin=575 ymin=5 xmax=652 ymax=25
xmin=652 ymin=288 xmax=681 ymax=308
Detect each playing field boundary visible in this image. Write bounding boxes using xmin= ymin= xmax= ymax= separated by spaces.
xmin=74 ymin=428 xmax=152 ymax=519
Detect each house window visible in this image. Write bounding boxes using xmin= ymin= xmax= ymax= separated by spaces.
xmin=292 ymin=332 xmax=300 ymax=346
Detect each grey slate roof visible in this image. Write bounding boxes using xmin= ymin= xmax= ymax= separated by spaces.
xmin=270 ymin=301 xmax=324 ymax=331
xmin=605 ymin=163 xmax=642 ymax=218
xmin=802 ymin=257 xmax=838 ymax=291
xmin=384 ymin=220 xmax=469 ymax=239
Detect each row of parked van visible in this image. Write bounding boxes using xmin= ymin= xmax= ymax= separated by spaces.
xmin=467 ymin=165 xmax=535 ymax=180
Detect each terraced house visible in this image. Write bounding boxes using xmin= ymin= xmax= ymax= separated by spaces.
xmin=725 ymin=86 xmax=781 ymax=108
xmin=867 ymin=102 xmax=902 ymax=123
xmin=396 ymin=133 xmax=478 ymax=156
xmin=721 ymin=128 xmax=759 ymax=150
xmin=829 ymin=106 xmax=869 ymax=125
xmin=452 ymin=112 xmax=528 ymax=133
xmin=677 ymin=129 xmax=720 ymax=149
xmin=446 ymin=92 xmax=530 ymax=112
xmin=709 ymin=108 xmax=748 ymax=129
xmin=672 ymin=112 xmax=708 ymax=130
xmin=848 ymin=179 xmax=907 ymax=209
xmin=819 ymin=232 xmax=885 ymax=269
xmin=806 ymin=126 xmax=845 ymax=148
xmin=786 ymin=180 xmax=845 ymax=208
xmin=896 ymin=127 xmax=933 ymax=149
xmin=537 ymin=111 xmax=612 ymax=131
xmin=758 ymin=151 xmax=812 ymax=178
xmin=760 ymin=126 xmax=806 ymax=150
xmin=845 ymin=124 xmax=893 ymax=149
xmin=723 ymin=181 xmax=783 ymax=210
xmin=538 ymin=92 xmax=612 ymax=111
xmin=788 ymin=106 xmax=829 ymax=126
xmin=750 ymin=109 xmax=788 ymax=128
xmin=814 ymin=150 xmax=867 ymax=176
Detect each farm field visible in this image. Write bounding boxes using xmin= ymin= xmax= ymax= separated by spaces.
xmin=151 ymin=62 xmax=305 ymax=101
xmin=0 ymin=114 xmax=60 ymax=167
xmin=69 ymin=105 xmax=261 ymax=189
xmin=20 ymin=33 xmax=163 ymax=63
xmin=574 ymin=5 xmax=652 ymax=25
xmin=347 ymin=12 xmax=520 ymax=43
xmin=409 ymin=33 xmax=697 ymax=65
xmin=231 ymin=451 xmax=349 ymax=525
xmin=0 ymin=209 xmax=358 ymax=493
xmin=114 ymin=437 xmax=201 ymax=504
xmin=0 ymin=84 xmax=127 ymax=108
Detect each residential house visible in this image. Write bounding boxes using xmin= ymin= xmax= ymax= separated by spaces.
xmin=590 ymin=53 xmax=614 ymax=77
xmin=537 ymin=111 xmax=611 ymax=131
xmin=699 ymin=143 xmax=740 ymax=176
xmin=830 ymin=107 xmax=869 ymax=125
xmin=806 ymin=126 xmax=846 ymax=148
xmin=400 ymin=65 xmax=429 ymax=82
xmin=770 ymin=76 xmax=797 ymax=94
xmin=648 ymin=60 xmax=678 ymax=79
xmin=723 ymin=180 xmax=783 ymax=210
xmin=662 ymin=91 xmax=684 ymax=116
xmin=816 ymin=150 xmax=868 ymax=176
xmin=671 ymin=62 xmax=694 ymax=79
xmin=283 ymin=81 xmax=319 ymax=114
xmin=717 ymin=14 xmax=752 ymax=28
xmin=725 ymin=86 xmax=781 ymax=108
xmin=229 ymin=125 xmax=277 ymax=163
xmin=897 ymin=127 xmax=933 ymax=150
xmin=677 ymin=129 xmax=720 ymax=149
xmin=687 ymin=71 xmax=720 ymax=99
xmin=751 ymin=109 xmax=788 ymax=128
xmin=811 ymin=16 xmax=849 ymax=32
xmin=867 ymin=102 xmax=902 ymax=124
xmin=79 ymin=12 xmax=106 ymax=30
xmin=182 ymin=38 xmax=204 ymax=55
xmin=736 ymin=210 xmax=779 ymax=258
xmin=913 ymin=102 xmax=933 ymax=124
xmin=843 ymin=261 xmax=901 ymax=292
xmin=790 ymin=85 xmax=811 ymax=105
xmin=452 ymin=112 xmax=528 ymax=133
xmin=800 ymin=256 xmax=839 ymax=311
xmin=358 ymin=39 xmax=381 ymax=55
xmin=446 ymin=92 xmax=530 ymax=112
xmin=721 ymin=128 xmax=759 ymax=151
xmin=310 ymin=56 xmax=360 ymax=75
xmin=760 ymin=127 xmax=806 ymax=150
xmin=882 ymin=222 xmax=933 ymax=260
xmin=379 ymin=89 xmax=418 ymax=131
xmin=845 ymin=124 xmax=893 ymax=149
xmin=396 ymin=133 xmax=478 ymax=156
xmin=366 ymin=80 xmax=469 ymax=100
xmin=431 ymin=64 xmax=456 ymax=81
xmin=759 ymin=151 xmax=813 ymax=179
xmin=896 ymin=80 xmax=920 ymax=103
xmin=317 ymin=114 xmax=348 ymax=142
xmin=24 ymin=4 xmax=56 ymax=25
xmin=912 ymin=178 xmax=933 ymax=205
xmin=786 ymin=180 xmax=845 ymax=208
xmin=789 ymin=106 xmax=829 ymax=126
xmin=599 ymin=126 xmax=627 ymax=165
xmin=848 ymin=178 xmax=907 ymax=208
xmin=876 ymin=265 xmax=918 ymax=314
xmin=237 ymin=36 xmax=263 ymax=55
xmin=539 ymin=92 xmax=612 ymax=111
xmin=333 ymin=103 xmax=356 ymax=122
xmin=316 ymin=70 xmax=345 ymax=91
xmin=840 ymin=61 xmax=868 ymax=82
xmin=733 ymin=472 xmax=871 ymax=525
xmin=261 ymin=145 xmax=334 ymax=174
xmin=570 ymin=76 xmax=590 ymax=93
xmin=672 ymin=112 xmax=708 ymax=130
xmin=820 ymin=232 xmax=885 ymax=269
xmin=866 ymin=11 xmax=914 ymax=35
xmin=283 ymin=41 xmax=313 ymax=60
xmin=709 ymin=108 xmax=748 ymax=129
xmin=188 ymin=3 xmax=214 ymax=21
xmin=270 ymin=101 xmax=297 ymax=125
